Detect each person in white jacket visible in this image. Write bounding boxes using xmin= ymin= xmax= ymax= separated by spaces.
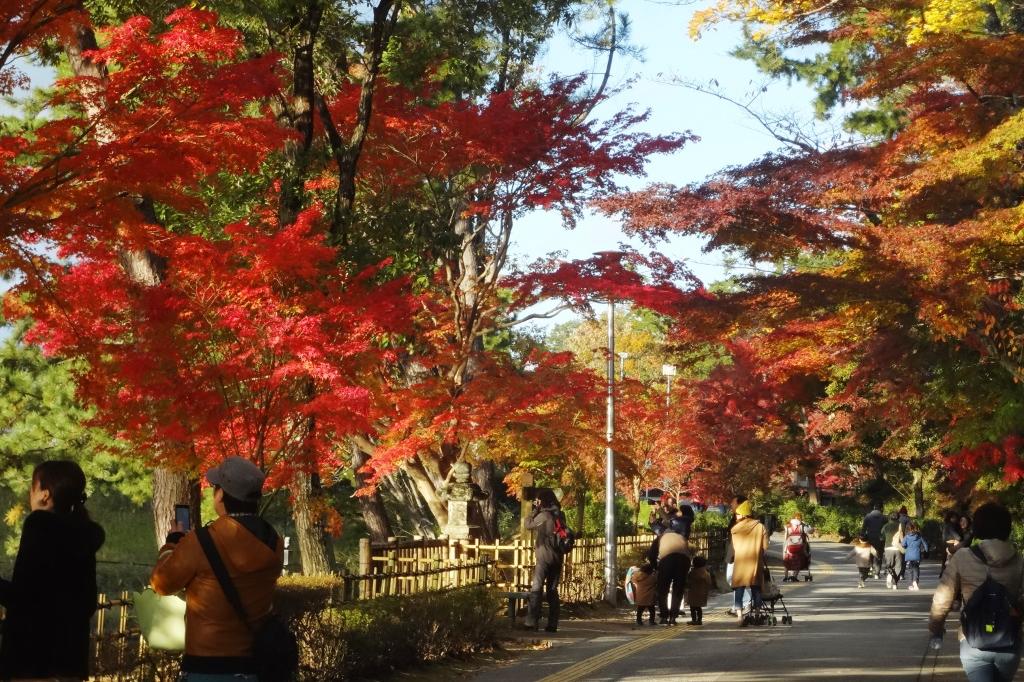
xmin=930 ymin=503 xmax=1024 ymax=682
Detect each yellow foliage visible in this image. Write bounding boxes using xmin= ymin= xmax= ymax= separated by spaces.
xmin=5 ymin=504 xmax=24 ymax=527
xmin=689 ymin=1 xmax=838 ymax=39
xmin=906 ymin=0 xmax=989 ymax=44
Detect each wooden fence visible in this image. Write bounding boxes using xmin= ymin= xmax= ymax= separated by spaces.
xmin=362 ymin=528 xmax=728 ymax=604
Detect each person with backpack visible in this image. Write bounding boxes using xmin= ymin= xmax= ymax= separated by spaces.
xmin=901 ymin=521 xmax=929 ymax=590
xmin=524 ymin=488 xmax=568 ymax=632
xmin=646 ymin=522 xmax=691 ymax=625
xmin=930 ymin=502 xmax=1024 ymax=682
xmin=0 ymin=461 xmax=105 ymax=681
xmin=150 ymin=457 xmax=288 ymax=681
xmin=782 ymin=513 xmax=811 ymax=582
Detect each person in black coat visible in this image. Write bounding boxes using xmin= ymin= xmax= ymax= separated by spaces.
xmin=524 ymin=488 xmax=564 ymax=632
xmin=0 ymin=461 xmax=105 ymax=681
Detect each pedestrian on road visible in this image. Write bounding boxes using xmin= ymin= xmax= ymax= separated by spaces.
xmin=649 ymin=493 xmax=679 ymax=534
xmin=151 ymin=457 xmax=285 ymax=680
xmin=730 ymin=500 xmax=768 ymax=627
xmin=930 ymin=502 xmax=1024 ymax=682
xmin=849 ymin=535 xmax=879 ymax=588
xmin=941 ymin=510 xmax=964 ymax=577
xmin=686 ymin=555 xmax=712 ymax=626
xmin=897 ymin=505 xmax=911 ymax=532
xmin=882 ymin=512 xmax=906 ymax=590
xmin=901 ymin=521 xmax=929 ymax=590
xmin=524 ymin=488 xmax=566 ymax=632
xmin=862 ymin=505 xmax=886 ymax=578
xmin=0 ymin=461 xmax=105 ymax=681
xmin=630 ymin=563 xmax=658 ymax=626
xmin=647 ymin=523 xmax=691 ymax=625
xmin=959 ymin=514 xmax=974 ymax=549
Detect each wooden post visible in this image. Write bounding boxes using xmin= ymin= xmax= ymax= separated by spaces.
xmin=359 ymin=538 xmax=371 ymax=576
xmin=519 ymin=472 xmax=534 ymax=537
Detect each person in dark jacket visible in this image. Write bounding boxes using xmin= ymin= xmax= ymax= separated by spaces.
xmin=941 ymin=510 xmax=964 ymax=577
xmin=861 ymin=505 xmax=886 ymax=578
xmin=525 ymin=488 xmax=564 ymax=632
xmin=647 ymin=525 xmax=690 ymax=625
xmin=0 ymin=461 xmax=105 ymax=681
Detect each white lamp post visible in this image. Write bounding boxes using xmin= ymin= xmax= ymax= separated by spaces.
xmin=662 ymin=363 xmax=676 ymax=407
xmin=594 ymin=251 xmax=621 ymax=605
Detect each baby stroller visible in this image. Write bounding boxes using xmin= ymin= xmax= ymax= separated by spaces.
xmin=782 ymin=523 xmax=813 ymax=582
xmin=742 ymin=564 xmax=794 ymax=626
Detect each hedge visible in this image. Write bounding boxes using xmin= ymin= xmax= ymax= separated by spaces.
xmin=276 ymin=576 xmax=505 ymax=680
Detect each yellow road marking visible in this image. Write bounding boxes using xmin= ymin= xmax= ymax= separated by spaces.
xmin=538 ymin=557 xmax=834 ymax=682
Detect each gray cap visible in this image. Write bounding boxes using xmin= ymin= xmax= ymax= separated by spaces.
xmin=206 ymin=457 xmax=265 ymax=501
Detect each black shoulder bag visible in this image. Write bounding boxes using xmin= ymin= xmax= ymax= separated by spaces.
xmin=196 ymin=526 xmax=298 ymax=682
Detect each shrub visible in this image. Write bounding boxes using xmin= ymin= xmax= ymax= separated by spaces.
xmin=693 ymin=510 xmax=730 ymax=532
xmin=276 ymin=577 xmax=504 ymax=681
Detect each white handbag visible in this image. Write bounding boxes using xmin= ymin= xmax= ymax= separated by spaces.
xmin=132 ymin=587 xmax=186 ymax=651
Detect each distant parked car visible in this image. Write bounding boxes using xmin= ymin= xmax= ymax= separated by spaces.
xmin=640 ymin=488 xmax=665 ymax=504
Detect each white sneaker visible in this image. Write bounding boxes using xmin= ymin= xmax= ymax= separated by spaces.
xmin=911 ymin=582 xmax=919 ymax=591
xmin=886 ymin=573 xmax=892 ymax=588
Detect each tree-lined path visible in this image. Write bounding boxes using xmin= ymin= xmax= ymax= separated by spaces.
xmin=478 ymin=538 xmax=966 ymax=681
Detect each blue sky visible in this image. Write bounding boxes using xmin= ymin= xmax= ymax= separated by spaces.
xmin=511 ymin=0 xmax=822 ymax=327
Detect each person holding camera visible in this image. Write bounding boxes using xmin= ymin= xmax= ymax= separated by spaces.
xmin=524 ymin=488 xmax=565 ymax=632
xmin=150 ymin=457 xmax=284 ymax=681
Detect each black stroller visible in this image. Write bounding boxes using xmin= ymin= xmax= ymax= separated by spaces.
xmin=742 ymin=563 xmax=794 ymax=626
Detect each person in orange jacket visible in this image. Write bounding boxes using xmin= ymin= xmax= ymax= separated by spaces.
xmin=151 ymin=457 xmax=283 ymax=681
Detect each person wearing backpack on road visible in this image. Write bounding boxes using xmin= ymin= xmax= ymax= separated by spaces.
xmin=151 ymin=457 xmax=286 ymax=681
xmin=525 ymin=488 xmax=567 ymax=632
xmin=930 ymin=502 xmax=1024 ymax=682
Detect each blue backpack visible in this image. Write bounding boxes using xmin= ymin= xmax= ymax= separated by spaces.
xmin=961 ymin=547 xmax=1023 ymax=651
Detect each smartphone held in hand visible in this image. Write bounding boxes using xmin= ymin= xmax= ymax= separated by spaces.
xmin=174 ymin=504 xmax=191 ymax=532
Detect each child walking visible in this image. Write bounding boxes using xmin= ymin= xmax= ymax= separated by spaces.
xmin=686 ymin=555 xmax=712 ymax=625
xmin=848 ymin=535 xmax=879 ymax=588
xmin=901 ymin=521 xmax=929 ymax=590
xmin=631 ymin=563 xmax=658 ymax=625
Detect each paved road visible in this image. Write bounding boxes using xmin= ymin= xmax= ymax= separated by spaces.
xmin=477 ymin=539 xmax=971 ymax=682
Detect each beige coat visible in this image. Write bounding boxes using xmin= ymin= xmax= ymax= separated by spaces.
xmin=929 ymin=539 xmax=1024 ymax=639
xmin=730 ymin=516 xmax=769 ymax=588
xmin=631 ymin=567 xmax=658 ymax=607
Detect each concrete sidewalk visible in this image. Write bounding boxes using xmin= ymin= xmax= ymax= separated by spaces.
xmin=474 ymin=538 xmax=969 ymax=682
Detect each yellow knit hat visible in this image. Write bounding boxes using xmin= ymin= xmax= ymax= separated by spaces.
xmin=736 ymin=500 xmax=753 ymax=517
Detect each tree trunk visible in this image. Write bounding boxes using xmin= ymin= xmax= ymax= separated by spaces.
xmin=291 ymin=471 xmax=336 ymax=575
xmin=152 ymin=469 xmax=199 ymax=548
xmin=383 ymin=470 xmax=437 ymax=537
xmin=405 ymin=457 xmax=449 ymax=528
xmin=805 ymin=468 xmax=820 ymax=506
xmin=471 ymin=459 xmax=498 ymax=541
xmin=913 ymin=468 xmax=926 ymax=519
xmin=350 ymin=443 xmax=394 ymax=542
xmin=575 ymin=488 xmax=587 ymax=536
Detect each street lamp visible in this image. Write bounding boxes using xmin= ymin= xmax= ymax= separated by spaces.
xmin=662 ymin=364 xmax=676 ymax=407
xmin=594 ymin=251 xmax=621 ymax=605
xmin=617 ymin=351 xmax=629 ymax=381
